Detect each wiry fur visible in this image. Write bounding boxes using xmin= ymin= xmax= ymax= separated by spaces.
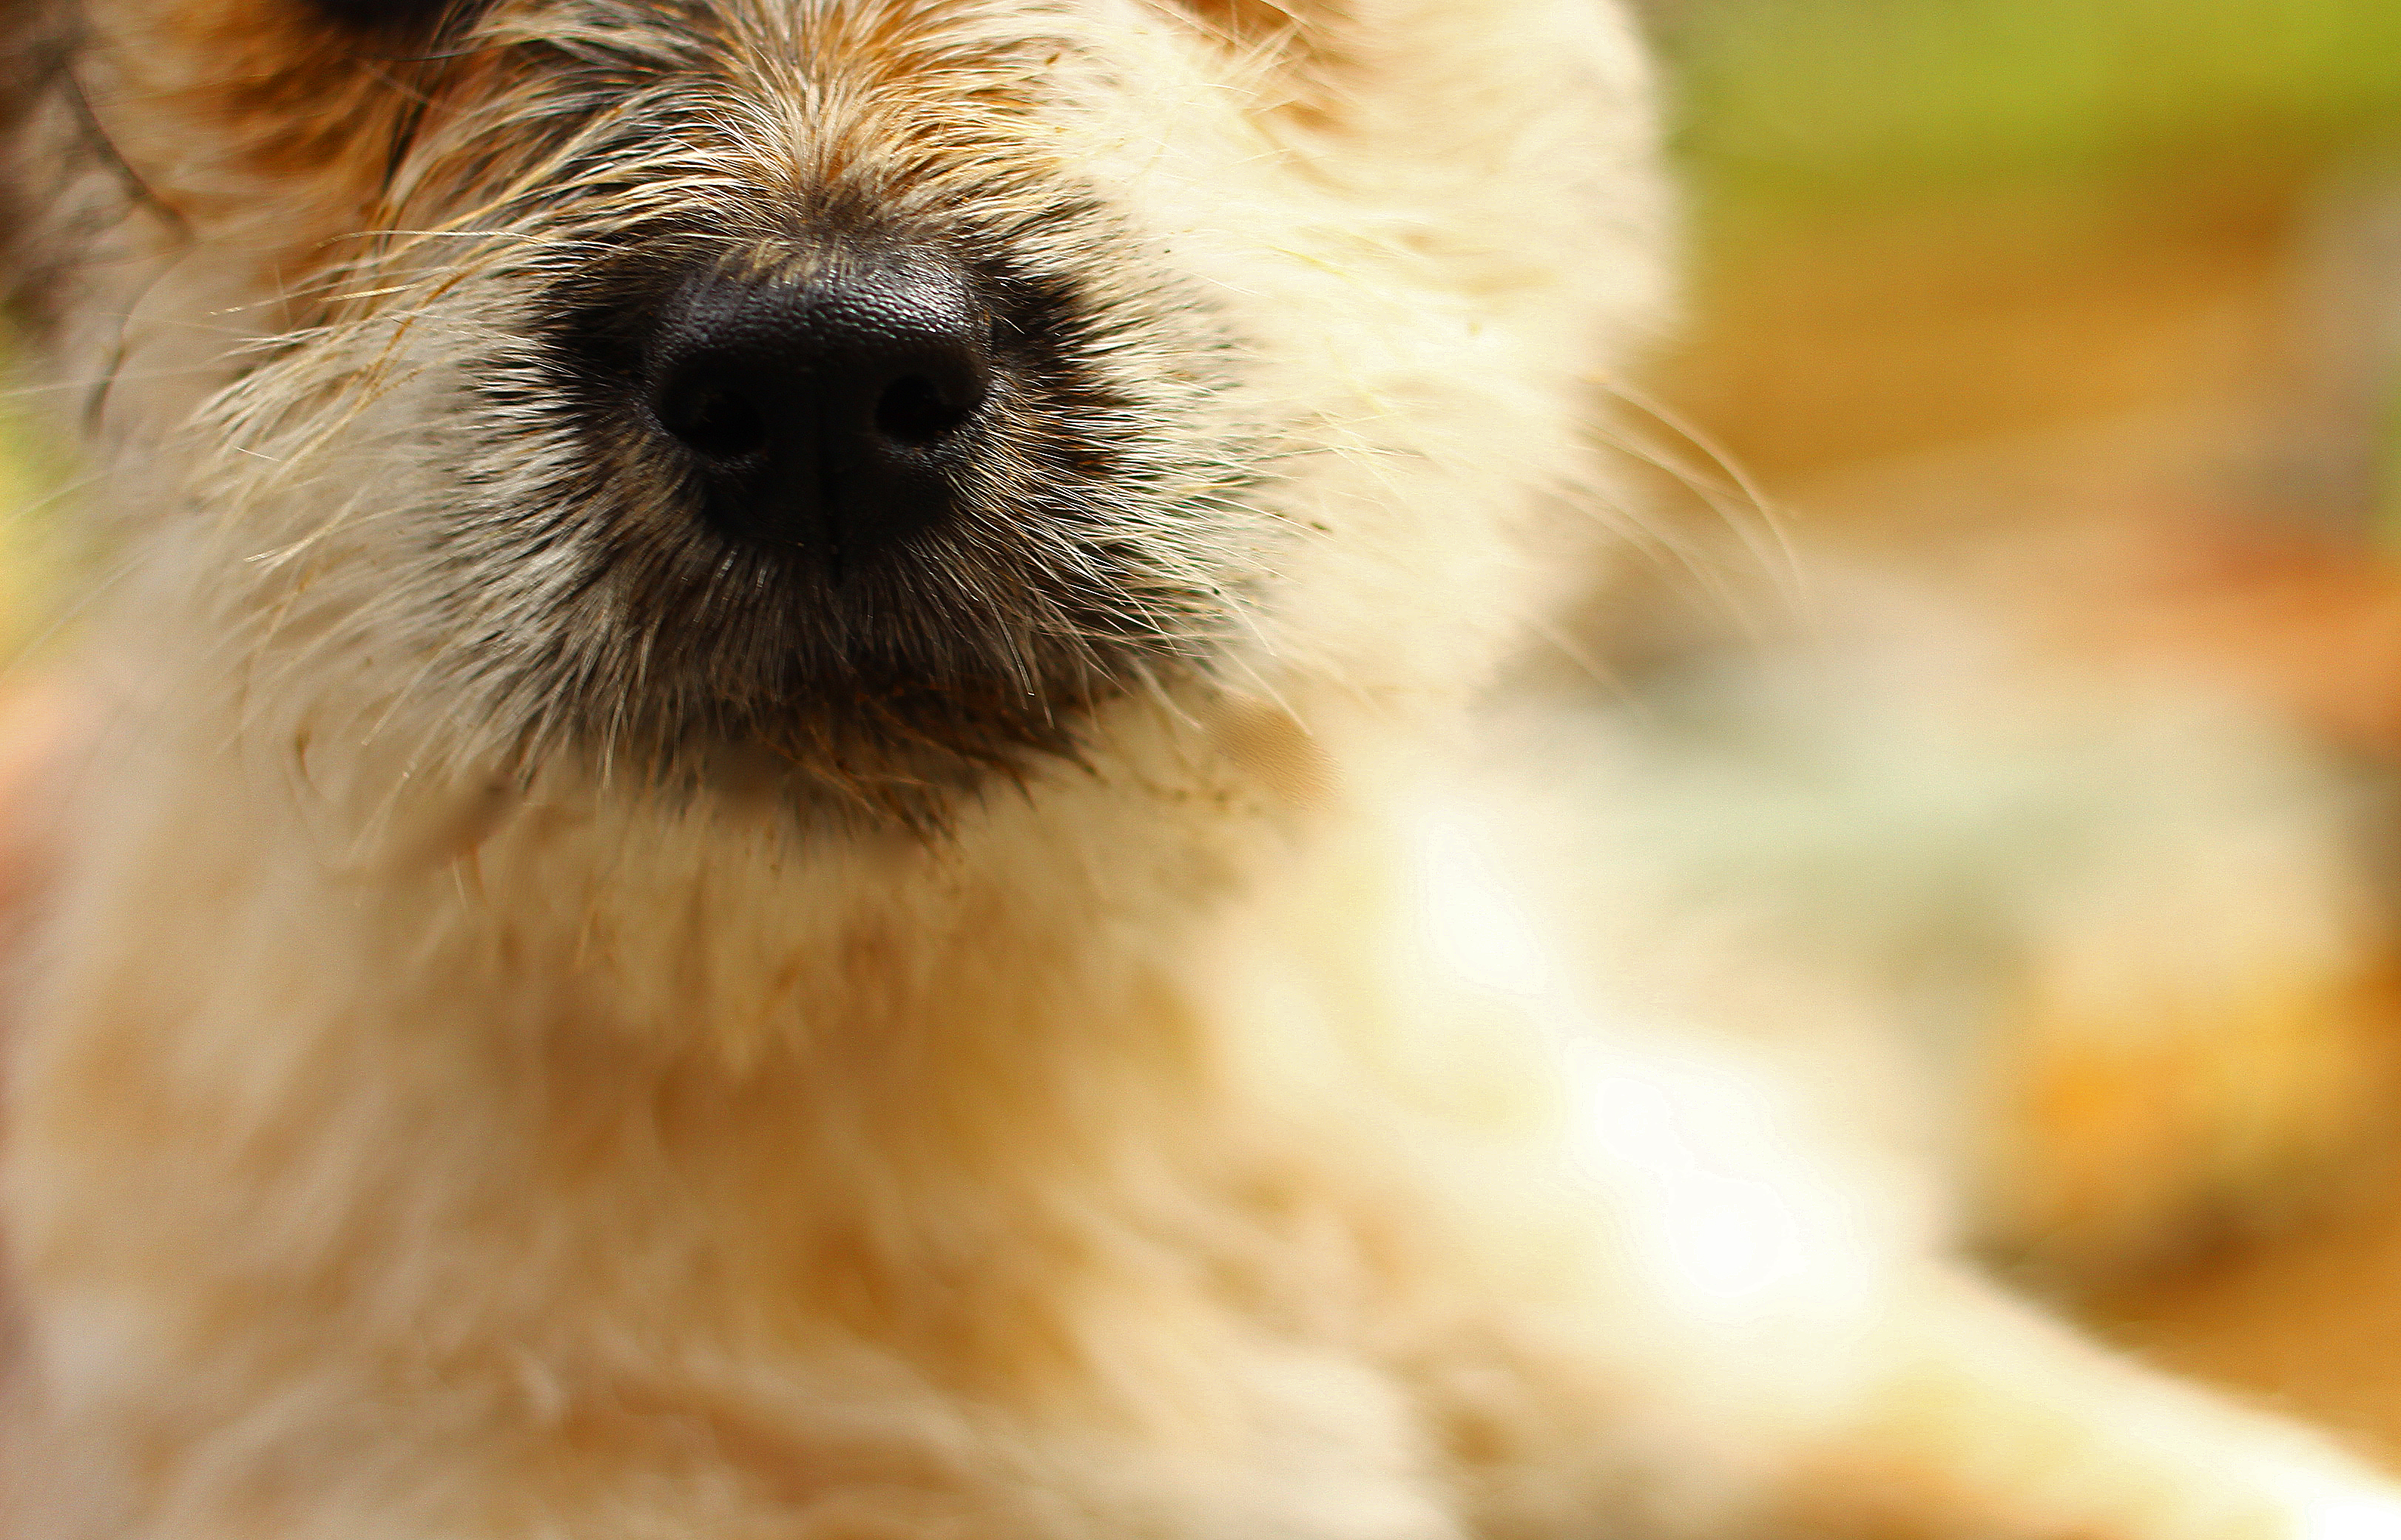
xmin=4 ymin=0 xmax=2401 ymax=1533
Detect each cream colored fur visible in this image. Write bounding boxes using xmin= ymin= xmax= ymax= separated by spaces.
xmin=3 ymin=0 xmax=2400 ymax=1533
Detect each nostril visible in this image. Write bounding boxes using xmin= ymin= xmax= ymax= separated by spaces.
xmin=874 ymin=371 xmax=985 ymax=447
xmin=657 ymin=374 xmax=769 ymax=462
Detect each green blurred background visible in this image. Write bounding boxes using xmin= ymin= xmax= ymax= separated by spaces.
xmin=1676 ymin=0 xmax=2401 ymax=215
xmin=1652 ymin=0 xmax=2401 ymax=533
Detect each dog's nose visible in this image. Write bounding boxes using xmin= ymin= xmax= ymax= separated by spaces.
xmin=643 ymin=255 xmax=993 ymax=565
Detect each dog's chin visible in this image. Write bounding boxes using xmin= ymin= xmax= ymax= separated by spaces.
xmin=588 ymin=651 xmax=1130 ymax=834
xmin=440 ymin=486 xmax=1206 ymax=832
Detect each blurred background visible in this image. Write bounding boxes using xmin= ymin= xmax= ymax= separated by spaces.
xmin=1591 ymin=0 xmax=2401 ymax=1460
xmin=7 ymin=0 xmax=2401 ymax=1473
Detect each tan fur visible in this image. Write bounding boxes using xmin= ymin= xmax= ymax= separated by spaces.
xmin=2 ymin=0 xmax=2400 ymax=1533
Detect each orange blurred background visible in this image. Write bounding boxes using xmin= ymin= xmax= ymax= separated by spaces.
xmin=1633 ymin=0 xmax=2401 ymax=1459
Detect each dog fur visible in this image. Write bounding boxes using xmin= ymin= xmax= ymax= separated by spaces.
xmin=2 ymin=0 xmax=2400 ymax=1533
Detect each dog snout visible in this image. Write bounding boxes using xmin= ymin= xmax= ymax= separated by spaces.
xmin=641 ymin=253 xmax=994 ymax=567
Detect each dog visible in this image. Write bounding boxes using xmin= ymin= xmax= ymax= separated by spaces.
xmin=3 ymin=0 xmax=2400 ymax=1533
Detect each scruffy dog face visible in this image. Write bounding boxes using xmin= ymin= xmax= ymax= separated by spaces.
xmin=1 ymin=0 xmax=1661 ymax=828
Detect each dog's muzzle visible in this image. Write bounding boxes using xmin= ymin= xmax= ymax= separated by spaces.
xmin=501 ymin=222 xmax=1215 ymax=810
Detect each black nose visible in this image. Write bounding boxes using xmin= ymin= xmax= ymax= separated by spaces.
xmin=643 ymin=254 xmax=993 ymax=566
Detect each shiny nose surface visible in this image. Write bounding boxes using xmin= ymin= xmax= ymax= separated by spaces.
xmin=644 ymin=255 xmax=993 ymax=565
